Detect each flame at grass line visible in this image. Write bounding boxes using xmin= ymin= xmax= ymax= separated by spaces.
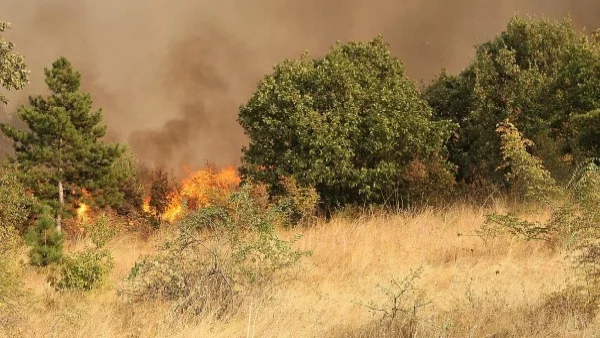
xmin=76 ymin=203 xmax=89 ymax=220
xmin=76 ymin=188 xmax=92 ymax=222
xmin=144 ymin=166 xmax=241 ymax=223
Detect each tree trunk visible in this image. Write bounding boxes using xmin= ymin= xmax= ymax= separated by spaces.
xmin=57 ymin=180 xmax=63 ymax=232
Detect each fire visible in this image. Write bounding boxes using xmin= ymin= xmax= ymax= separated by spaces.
xmin=145 ymin=166 xmax=241 ymax=223
xmin=76 ymin=188 xmax=91 ymax=221
xmin=77 ymin=203 xmax=89 ymax=220
xmin=142 ymin=196 xmax=151 ymax=213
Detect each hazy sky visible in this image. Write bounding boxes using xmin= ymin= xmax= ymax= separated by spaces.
xmin=1 ymin=0 xmax=599 ymax=171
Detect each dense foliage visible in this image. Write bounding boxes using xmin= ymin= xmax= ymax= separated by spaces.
xmin=0 ymin=21 xmax=28 ymax=105
xmin=239 ymin=36 xmax=456 ymax=209
xmin=0 ymin=58 xmax=125 ymax=230
xmin=425 ymin=16 xmax=600 ymax=186
xmin=496 ymin=120 xmax=559 ymax=202
xmin=24 ymin=214 xmax=64 ymax=267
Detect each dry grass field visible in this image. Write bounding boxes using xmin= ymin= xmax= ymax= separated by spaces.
xmin=4 ymin=203 xmax=599 ymax=338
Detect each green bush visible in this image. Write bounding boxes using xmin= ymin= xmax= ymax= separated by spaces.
xmin=24 ymin=214 xmax=64 ymax=266
xmin=100 ymin=145 xmax=145 ymax=216
xmin=83 ymin=213 xmax=117 ymax=249
xmin=239 ymin=36 xmax=456 ymax=209
xmin=123 ymin=184 xmax=309 ymax=318
xmin=50 ymin=249 xmax=114 ymax=291
xmin=49 ymin=213 xmax=116 ymax=291
xmin=496 ymin=120 xmax=560 ymax=202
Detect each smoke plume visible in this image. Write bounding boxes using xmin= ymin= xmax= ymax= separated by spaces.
xmin=1 ymin=0 xmax=599 ymax=172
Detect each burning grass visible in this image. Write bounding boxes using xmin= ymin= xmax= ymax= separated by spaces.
xmin=5 ymin=202 xmax=600 ymax=337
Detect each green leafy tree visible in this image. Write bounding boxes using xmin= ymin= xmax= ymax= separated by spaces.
xmin=239 ymin=36 xmax=455 ymax=209
xmin=425 ymin=16 xmax=600 ymax=185
xmin=0 ymin=57 xmax=124 ymax=231
xmin=0 ymin=21 xmax=29 ymax=105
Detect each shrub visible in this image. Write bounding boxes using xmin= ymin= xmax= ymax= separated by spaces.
xmin=479 ymin=213 xmax=555 ymax=243
xmin=496 ymin=120 xmax=560 ymax=202
xmin=239 ymin=36 xmax=455 ymax=209
xmin=123 ymin=184 xmax=309 ymax=318
xmin=276 ymin=176 xmax=319 ymax=226
xmin=24 ymin=214 xmax=64 ymax=266
xmin=83 ymin=213 xmax=117 ymax=249
xmin=347 ymin=268 xmax=428 ymax=338
xmin=107 ymin=145 xmax=145 ymax=216
xmin=0 ymin=164 xmax=36 ymax=234
xmin=49 ymin=213 xmax=116 ymax=291
xmin=50 ymin=249 xmax=114 ymax=291
xmin=0 ymin=223 xmax=20 ymax=257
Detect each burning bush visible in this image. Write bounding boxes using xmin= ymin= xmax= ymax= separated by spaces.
xmin=122 ymin=183 xmax=309 ymax=318
xmin=143 ymin=165 xmax=241 ymax=224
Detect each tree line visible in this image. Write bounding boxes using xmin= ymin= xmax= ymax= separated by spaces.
xmin=1 ymin=15 xmax=600 ymax=235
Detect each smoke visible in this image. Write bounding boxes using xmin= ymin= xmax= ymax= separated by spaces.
xmin=1 ymin=0 xmax=599 ymax=172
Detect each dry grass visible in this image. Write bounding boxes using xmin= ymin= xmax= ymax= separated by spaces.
xmin=4 ymin=203 xmax=600 ymax=338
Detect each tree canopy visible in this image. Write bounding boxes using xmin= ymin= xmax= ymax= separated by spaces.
xmin=239 ymin=36 xmax=456 ymax=209
xmin=0 ymin=57 xmax=124 ymax=230
xmin=425 ymin=16 xmax=600 ymax=186
xmin=0 ymin=21 xmax=28 ymax=105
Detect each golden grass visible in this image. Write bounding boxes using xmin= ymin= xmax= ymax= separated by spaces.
xmin=4 ymin=203 xmax=600 ymax=337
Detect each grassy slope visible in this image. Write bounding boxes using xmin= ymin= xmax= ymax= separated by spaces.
xmin=6 ymin=203 xmax=600 ymax=338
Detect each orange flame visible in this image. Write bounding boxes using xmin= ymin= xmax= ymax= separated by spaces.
xmin=142 ymin=196 xmax=151 ymax=213
xmin=76 ymin=203 xmax=89 ymax=220
xmin=145 ymin=166 xmax=241 ymax=223
xmin=76 ymin=188 xmax=91 ymax=221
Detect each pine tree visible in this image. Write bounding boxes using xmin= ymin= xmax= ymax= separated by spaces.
xmin=0 ymin=57 xmax=123 ymax=231
xmin=24 ymin=213 xmax=64 ymax=266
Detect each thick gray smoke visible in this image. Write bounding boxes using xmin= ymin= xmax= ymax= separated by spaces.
xmin=1 ymin=0 xmax=599 ymax=171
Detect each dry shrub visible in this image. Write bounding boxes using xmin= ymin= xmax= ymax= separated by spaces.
xmin=332 ymin=318 xmax=419 ymax=338
xmin=121 ymin=184 xmax=309 ymax=319
xmin=478 ymin=158 xmax=600 ymax=328
xmin=49 ymin=213 xmax=117 ymax=291
xmin=276 ymin=176 xmax=319 ymax=227
xmin=401 ymin=157 xmax=456 ymax=206
xmin=336 ymin=268 xmax=427 ymax=338
xmin=532 ymin=287 xmax=598 ymax=327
